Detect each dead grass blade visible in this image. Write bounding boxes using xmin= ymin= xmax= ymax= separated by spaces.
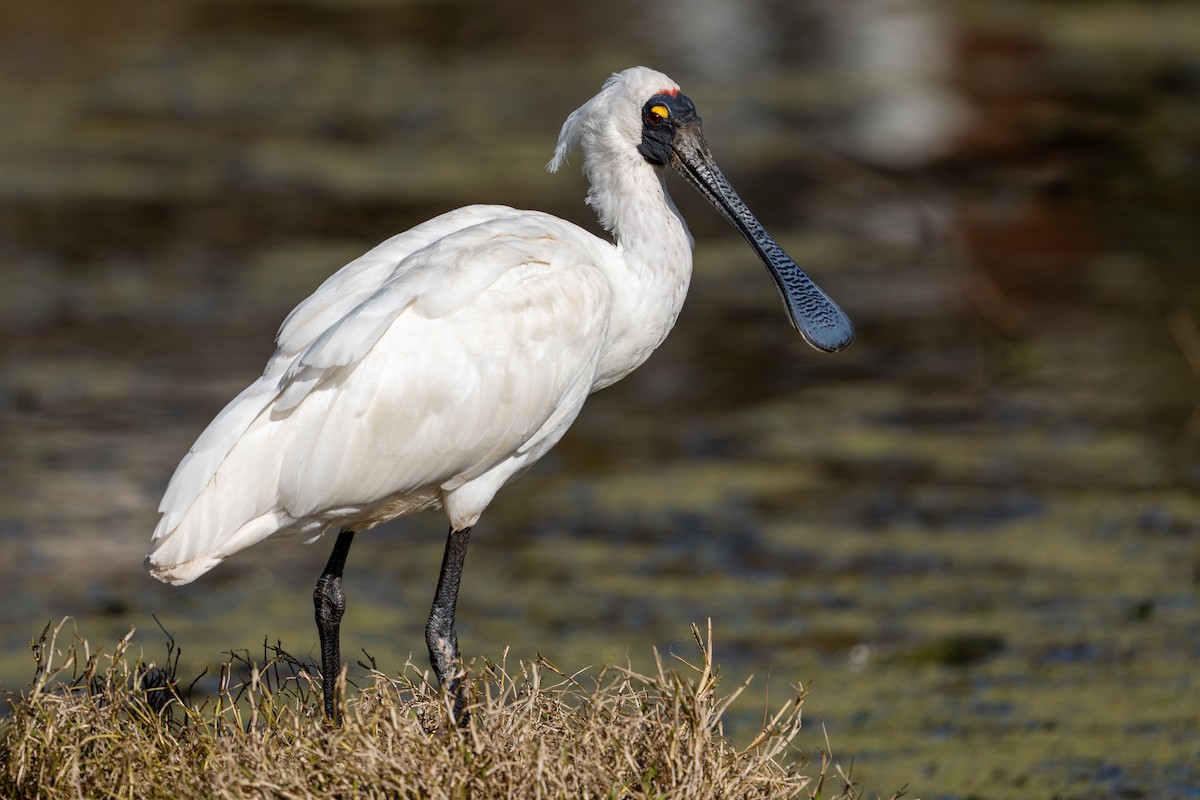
xmin=1 ymin=618 xmax=863 ymax=799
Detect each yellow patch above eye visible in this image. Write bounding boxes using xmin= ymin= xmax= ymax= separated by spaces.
xmin=650 ymin=104 xmax=670 ymax=119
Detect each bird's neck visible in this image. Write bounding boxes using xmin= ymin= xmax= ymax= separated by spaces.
xmin=585 ymin=151 xmax=694 ymax=266
xmin=583 ymin=150 xmax=695 ymax=390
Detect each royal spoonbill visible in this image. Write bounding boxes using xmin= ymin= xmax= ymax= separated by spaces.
xmin=146 ymin=66 xmax=853 ymax=722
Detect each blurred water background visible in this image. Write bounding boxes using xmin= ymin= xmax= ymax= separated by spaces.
xmin=1 ymin=0 xmax=1198 ymax=797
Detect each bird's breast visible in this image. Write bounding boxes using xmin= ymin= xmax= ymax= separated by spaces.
xmin=589 ymin=252 xmax=692 ymax=392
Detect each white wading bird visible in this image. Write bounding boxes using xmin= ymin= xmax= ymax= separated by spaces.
xmin=146 ymin=66 xmax=853 ymax=722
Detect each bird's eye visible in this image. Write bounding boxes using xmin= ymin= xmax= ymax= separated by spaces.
xmin=646 ymin=104 xmax=670 ymax=125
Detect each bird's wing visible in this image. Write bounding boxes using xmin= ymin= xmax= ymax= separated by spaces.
xmin=269 ymin=204 xmax=519 ymax=374
xmin=148 ymin=211 xmax=616 ymax=583
xmin=156 ymin=204 xmax=523 ymax=527
xmin=271 ymin=209 xmax=575 ymax=411
xmin=277 ymin=249 xmax=612 ymax=520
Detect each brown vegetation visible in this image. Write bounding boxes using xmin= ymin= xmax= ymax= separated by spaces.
xmin=1 ymin=620 xmax=863 ymax=799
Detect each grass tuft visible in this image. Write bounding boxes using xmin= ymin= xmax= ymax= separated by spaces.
xmin=1 ymin=619 xmax=863 ymax=799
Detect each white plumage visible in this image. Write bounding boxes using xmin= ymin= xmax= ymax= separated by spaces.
xmin=148 ymin=204 xmax=647 ymax=581
xmin=148 ymin=67 xmax=696 ymax=582
xmin=146 ymin=67 xmax=851 ymax=720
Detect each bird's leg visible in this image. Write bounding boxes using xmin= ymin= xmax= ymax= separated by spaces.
xmin=426 ymin=525 xmax=472 ymax=724
xmin=313 ymin=528 xmax=355 ymax=722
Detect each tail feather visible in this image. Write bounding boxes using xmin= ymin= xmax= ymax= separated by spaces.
xmin=156 ymin=379 xmax=279 ymax=532
xmin=148 ymin=380 xmax=294 ymax=585
xmin=146 ymin=510 xmax=296 ymax=585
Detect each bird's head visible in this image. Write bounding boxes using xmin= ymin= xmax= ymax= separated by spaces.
xmin=548 ymin=66 xmax=687 ymax=172
xmin=548 ymin=67 xmax=854 ymax=355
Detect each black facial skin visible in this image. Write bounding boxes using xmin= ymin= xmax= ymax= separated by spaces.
xmin=637 ymin=92 xmax=701 ymax=166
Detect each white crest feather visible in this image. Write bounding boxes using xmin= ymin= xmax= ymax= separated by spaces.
xmin=547 ymin=102 xmax=587 ymax=173
xmin=547 ymin=68 xmax=677 ymax=173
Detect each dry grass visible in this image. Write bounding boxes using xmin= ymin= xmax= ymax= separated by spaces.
xmin=0 ymin=620 xmax=866 ymax=800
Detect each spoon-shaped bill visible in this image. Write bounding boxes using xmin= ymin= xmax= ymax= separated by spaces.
xmin=669 ymin=126 xmax=854 ymax=353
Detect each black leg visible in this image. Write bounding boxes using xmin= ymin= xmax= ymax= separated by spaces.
xmin=313 ymin=529 xmax=355 ymax=722
xmin=426 ymin=525 xmax=472 ymax=723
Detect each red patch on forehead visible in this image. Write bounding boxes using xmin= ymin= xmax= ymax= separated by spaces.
xmin=660 ymin=87 xmax=680 ymax=96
